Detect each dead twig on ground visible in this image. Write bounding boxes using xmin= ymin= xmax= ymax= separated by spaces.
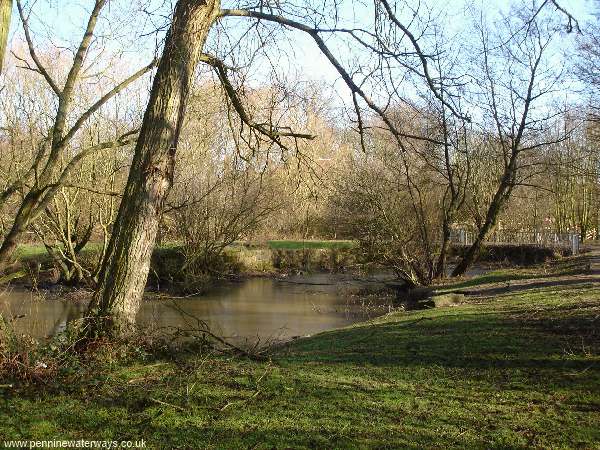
xmin=163 ymin=302 xmax=270 ymax=361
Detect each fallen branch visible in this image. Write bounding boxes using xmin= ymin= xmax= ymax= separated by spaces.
xmin=164 ymin=302 xmax=270 ymax=361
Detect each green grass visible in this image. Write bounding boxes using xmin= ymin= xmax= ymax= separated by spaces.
xmin=267 ymin=239 xmax=356 ymax=250
xmin=13 ymin=241 xmax=355 ymax=261
xmin=1 ymin=267 xmax=599 ymax=448
xmin=14 ymin=243 xmax=105 ymax=262
xmin=13 ymin=243 xmax=48 ymax=261
xmin=436 ymin=256 xmax=591 ymax=292
xmin=14 ymin=240 xmax=356 ymax=254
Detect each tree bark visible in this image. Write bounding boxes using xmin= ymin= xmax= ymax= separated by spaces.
xmin=0 ymin=189 xmax=42 ymax=266
xmin=87 ymin=0 xmax=220 ymax=334
xmin=0 ymin=0 xmax=11 ymax=73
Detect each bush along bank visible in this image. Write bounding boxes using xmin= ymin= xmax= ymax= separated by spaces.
xmin=450 ymin=243 xmax=564 ymax=266
xmin=4 ymin=241 xmax=565 ymax=293
xmin=148 ymin=245 xmax=359 ymax=292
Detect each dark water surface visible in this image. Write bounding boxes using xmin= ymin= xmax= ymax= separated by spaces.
xmin=1 ymin=276 xmax=393 ymax=343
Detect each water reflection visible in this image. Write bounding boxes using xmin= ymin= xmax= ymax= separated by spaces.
xmin=1 ymin=278 xmax=391 ymax=343
xmin=0 ymin=289 xmax=87 ymax=337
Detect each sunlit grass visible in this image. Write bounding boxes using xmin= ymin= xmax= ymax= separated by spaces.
xmin=436 ymin=255 xmax=590 ymax=292
xmin=14 ymin=243 xmax=105 ymax=262
xmin=13 ymin=244 xmax=48 ymax=261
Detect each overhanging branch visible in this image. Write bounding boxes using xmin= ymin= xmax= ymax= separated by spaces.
xmin=217 ymin=8 xmax=462 ymax=154
xmin=199 ymin=52 xmax=315 ymax=145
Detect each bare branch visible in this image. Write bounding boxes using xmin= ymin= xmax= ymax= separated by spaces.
xmin=219 ymin=9 xmax=412 ymax=153
xmin=51 ymin=0 xmax=108 ymax=149
xmin=378 ymin=0 xmax=468 ymax=121
xmin=30 ymin=129 xmax=139 ymax=222
xmin=543 ymin=0 xmax=581 ymax=33
xmin=59 ymin=59 xmax=158 ymax=147
xmin=199 ymin=53 xmax=315 ymax=143
xmin=15 ymin=0 xmax=60 ymax=95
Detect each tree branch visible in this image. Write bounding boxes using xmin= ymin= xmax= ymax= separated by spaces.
xmin=199 ymin=52 xmax=315 ymax=144
xmin=15 ymin=0 xmax=60 ymax=95
xmin=30 ymin=129 xmax=139 ymax=222
xmin=52 ymin=0 xmax=107 ymax=146
xmin=59 ymin=58 xmax=158 ymax=147
xmin=378 ymin=0 xmax=468 ymax=121
xmin=218 ymin=8 xmax=412 ymax=153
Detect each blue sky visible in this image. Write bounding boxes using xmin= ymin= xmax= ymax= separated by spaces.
xmin=4 ymin=0 xmax=597 ymax=111
xmin=9 ymin=0 xmax=596 ymax=71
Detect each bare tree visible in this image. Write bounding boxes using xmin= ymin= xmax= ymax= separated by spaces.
xmin=87 ymin=0 xmax=223 ymax=333
xmin=452 ymin=3 xmax=570 ymax=276
xmin=167 ymin=83 xmax=284 ymax=284
xmin=577 ymin=13 xmax=600 ymax=126
xmin=329 ymin=136 xmax=443 ymax=286
xmin=0 ymin=0 xmax=156 ymax=267
xmin=87 ymin=0 xmax=451 ymax=333
xmin=32 ymin=147 xmax=123 ymax=284
xmin=84 ymin=0 xmax=584 ymax=331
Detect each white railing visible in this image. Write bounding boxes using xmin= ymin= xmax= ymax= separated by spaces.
xmin=450 ymin=229 xmax=580 ymax=255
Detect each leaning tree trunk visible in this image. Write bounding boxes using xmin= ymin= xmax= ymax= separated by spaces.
xmin=0 ymin=0 xmax=12 ymax=73
xmin=451 ymin=177 xmax=514 ymax=277
xmin=0 ymin=188 xmax=44 ymax=268
xmin=435 ymin=216 xmax=452 ymax=279
xmin=86 ymin=0 xmax=220 ymax=335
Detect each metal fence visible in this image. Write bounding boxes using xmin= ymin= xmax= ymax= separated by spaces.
xmin=450 ymin=229 xmax=580 ymax=255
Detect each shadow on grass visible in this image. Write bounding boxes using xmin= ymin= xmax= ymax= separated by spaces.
xmin=58 ymin=306 xmax=598 ymax=448
xmin=281 ymin=307 xmax=600 ymax=372
xmin=439 ymin=271 xmax=587 ymax=292
xmin=4 ymin=285 xmax=599 ymax=449
xmin=438 ymin=252 xmax=598 ymax=292
xmin=455 ymin=277 xmax=600 ymax=297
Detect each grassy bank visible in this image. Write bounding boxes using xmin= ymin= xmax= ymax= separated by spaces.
xmin=10 ymin=241 xmax=564 ymax=288
xmin=13 ymin=240 xmax=356 ymax=260
xmin=1 ymin=263 xmax=599 ymax=448
xmin=13 ymin=240 xmax=358 ymax=276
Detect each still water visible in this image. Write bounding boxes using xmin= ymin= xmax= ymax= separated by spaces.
xmin=1 ymin=277 xmax=392 ymax=343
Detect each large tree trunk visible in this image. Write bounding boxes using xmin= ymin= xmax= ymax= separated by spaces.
xmin=0 ymin=0 xmax=12 ymax=73
xmin=86 ymin=0 xmax=220 ymax=335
